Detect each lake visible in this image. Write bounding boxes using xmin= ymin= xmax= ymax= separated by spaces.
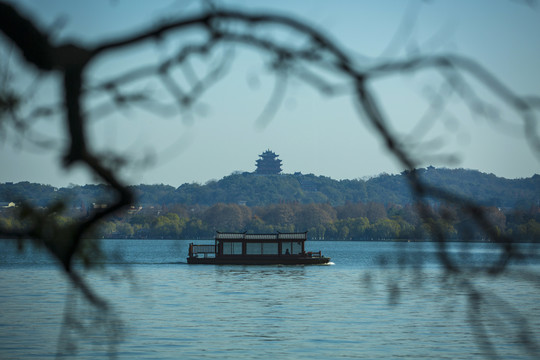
xmin=1 ymin=239 xmax=539 ymax=359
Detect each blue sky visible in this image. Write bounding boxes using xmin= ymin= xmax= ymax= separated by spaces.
xmin=1 ymin=0 xmax=539 ymax=187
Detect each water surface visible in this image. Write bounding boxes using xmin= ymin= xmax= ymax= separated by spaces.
xmin=1 ymin=240 xmax=539 ymax=359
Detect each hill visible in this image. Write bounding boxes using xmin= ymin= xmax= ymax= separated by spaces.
xmin=167 ymin=168 xmax=538 ymax=208
xmin=0 ymin=167 xmax=538 ymax=209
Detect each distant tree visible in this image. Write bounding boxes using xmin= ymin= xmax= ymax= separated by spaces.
xmin=256 ymin=203 xmax=297 ymax=227
xmin=246 ymin=215 xmax=274 ymax=233
xmin=152 ymin=213 xmax=185 ymax=238
xmin=336 ymin=202 xmax=367 ymax=220
xmin=516 ymin=219 xmax=540 ymax=241
xmin=484 ymin=206 xmax=507 ymax=234
xmin=295 ymin=203 xmax=336 ymax=231
xmin=347 ymin=217 xmax=371 ymax=239
xmin=166 ymin=204 xmax=191 ymax=219
xmin=115 ymin=222 xmax=134 ymax=238
xmin=369 ymin=218 xmax=401 ymax=239
xmin=365 ymin=202 xmax=387 ymax=223
xmin=183 ymin=218 xmax=209 ymax=239
xmin=202 ymin=203 xmax=252 ymax=231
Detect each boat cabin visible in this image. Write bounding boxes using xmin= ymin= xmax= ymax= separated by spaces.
xmin=187 ymin=231 xmax=330 ymax=265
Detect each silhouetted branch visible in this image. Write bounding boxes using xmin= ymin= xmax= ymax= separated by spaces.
xmin=466 ymin=279 xmax=540 ymax=359
xmin=3 ymin=0 xmax=539 ymax=299
xmin=0 ymin=2 xmax=133 ymax=309
xmin=1 ymin=2 xmax=539 ymax=358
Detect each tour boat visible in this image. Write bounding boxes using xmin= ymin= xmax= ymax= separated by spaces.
xmin=187 ymin=231 xmax=331 ymax=265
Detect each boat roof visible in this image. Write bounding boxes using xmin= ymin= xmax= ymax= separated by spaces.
xmin=215 ymin=231 xmax=307 ymax=241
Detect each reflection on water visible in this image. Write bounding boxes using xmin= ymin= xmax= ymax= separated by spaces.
xmin=215 ymin=266 xmax=308 ymax=279
xmin=0 ymin=240 xmax=539 ymax=359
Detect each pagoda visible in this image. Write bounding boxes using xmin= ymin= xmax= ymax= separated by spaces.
xmin=255 ymin=150 xmax=282 ymax=175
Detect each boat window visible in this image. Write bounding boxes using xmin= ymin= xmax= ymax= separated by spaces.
xmin=282 ymin=241 xmax=302 ymax=254
xmin=222 ymin=242 xmax=243 ymax=255
xmin=232 ymin=242 xmax=242 ymax=254
xmin=282 ymin=242 xmax=292 ymax=255
xmin=292 ymin=241 xmax=302 ymax=254
xmin=262 ymin=243 xmax=278 ymax=255
xmin=246 ymin=242 xmax=262 ymax=255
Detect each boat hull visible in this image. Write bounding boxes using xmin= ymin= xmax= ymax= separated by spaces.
xmin=187 ymin=255 xmax=331 ymax=265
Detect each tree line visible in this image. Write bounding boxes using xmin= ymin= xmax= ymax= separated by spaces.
xmin=2 ymin=200 xmax=538 ymax=241
xmin=1 ymin=167 xmax=539 ymax=208
xmin=1 ymin=167 xmax=538 ymax=241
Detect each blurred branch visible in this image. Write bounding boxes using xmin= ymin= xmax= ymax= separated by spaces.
xmin=0 ymin=1 xmax=539 ymax=358
xmin=2 ymin=0 xmax=539 ymax=303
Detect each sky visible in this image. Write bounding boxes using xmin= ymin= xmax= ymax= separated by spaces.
xmin=1 ymin=0 xmax=539 ymax=187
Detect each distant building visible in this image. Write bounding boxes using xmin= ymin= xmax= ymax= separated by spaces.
xmin=92 ymin=203 xmax=108 ymax=209
xmin=255 ymin=150 xmax=282 ymax=175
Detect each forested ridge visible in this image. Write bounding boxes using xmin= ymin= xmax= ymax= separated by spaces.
xmin=1 ymin=167 xmax=539 ymax=240
xmin=1 ymin=167 xmax=538 ymax=207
